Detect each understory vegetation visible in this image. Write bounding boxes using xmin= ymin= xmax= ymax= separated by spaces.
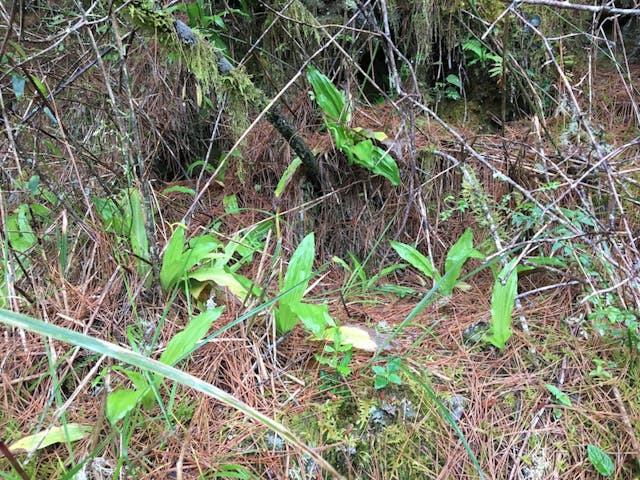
xmin=1 ymin=0 xmax=639 ymax=478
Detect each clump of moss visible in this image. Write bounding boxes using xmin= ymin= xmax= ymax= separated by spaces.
xmin=289 ymin=380 xmax=444 ymax=478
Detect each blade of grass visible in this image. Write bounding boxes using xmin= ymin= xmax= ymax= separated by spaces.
xmin=401 ymin=365 xmax=486 ymax=479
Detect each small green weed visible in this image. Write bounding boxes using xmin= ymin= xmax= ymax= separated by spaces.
xmin=372 ymin=357 xmax=402 ymax=390
xmin=462 ymin=39 xmax=503 ymax=78
xmin=274 ymin=232 xmax=318 ymax=334
xmin=390 ymin=228 xmax=484 ymax=296
xmin=160 ymin=223 xmax=263 ymax=305
xmin=332 ymin=253 xmax=405 ymax=300
xmin=587 ymin=444 xmax=614 ymax=477
xmin=106 ymin=307 xmax=223 ymax=424
xmin=307 ymin=66 xmax=400 ymax=185
xmin=434 ymin=74 xmax=462 ymax=101
xmin=94 ymin=188 xmax=150 ymax=277
xmin=317 ymin=328 xmax=353 ymax=377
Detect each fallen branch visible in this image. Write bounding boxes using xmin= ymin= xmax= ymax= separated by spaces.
xmin=515 ymin=0 xmax=640 ymax=15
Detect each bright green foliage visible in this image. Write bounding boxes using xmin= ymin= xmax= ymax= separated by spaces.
xmin=160 ymin=224 xmax=220 ymax=292
xmin=307 ymin=66 xmax=400 ymax=185
xmin=545 ymin=384 xmax=572 ymax=407
xmin=587 ymin=445 xmax=614 ymax=476
xmin=316 ymin=327 xmax=353 ymax=377
xmin=275 ymin=232 xmax=316 ymax=334
xmin=443 ymin=229 xmax=484 ymax=294
xmin=94 ymin=188 xmax=150 ymax=276
xmin=160 ymin=223 xmax=263 ymax=304
xmin=389 ymin=241 xmax=438 ymax=280
xmin=306 ymin=67 xmax=351 ymax=124
xmin=462 ymin=39 xmax=503 ymax=77
xmin=435 ymin=74 xmax=462 ymax=101
xmin=290 ymin=301 xmax=334 ymax=338
xmin=372 ymin=357 xmax=403 ymax=389
xmin=106 ymin=307 xmax=223 ymax=424
xmin=485 ymin=257 xmax=519 ymax=349
xmin=390 ymin=228 xmax=483 ymax=296
xmin=1 ymin=176 xmax=54 ymax=307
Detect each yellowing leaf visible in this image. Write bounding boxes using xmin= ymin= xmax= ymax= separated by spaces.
xmin=189 ymin=268 xmax=256 ymax=300
xmin=9 ymin=423 xmax=92 ymax=453
xmin=323 ymin=325 xmax=378 ymax=352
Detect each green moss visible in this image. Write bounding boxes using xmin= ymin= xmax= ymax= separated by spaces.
xmin=289 ymin=379 xmax=447 ymax=478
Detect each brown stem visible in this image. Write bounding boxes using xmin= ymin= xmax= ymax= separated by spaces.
xmin=0 ymin=439 xmax=29 ymax=480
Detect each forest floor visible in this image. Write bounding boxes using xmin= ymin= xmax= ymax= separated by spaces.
xmin=3 ymin=165 xmax=639 ymax=479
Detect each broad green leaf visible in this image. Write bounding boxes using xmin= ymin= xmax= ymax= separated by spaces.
xmin=125 ymin=188 xmax=149 ymax=262
xmin=160 ymin=225 xmax=187 ymax=291
xmin=443 ymin=228 xmax=484 ymax=295
xmin=282 ymin=233 xmax=315 ymax=298
xmin=587 ymin=445 xmax=614 ymax=476
xmin=106 ymin=388 xmax=144 ymax=424
xmin=121 ymin=369 xmax=149 ymax=391
xmin=277 ymin=233 xmax=315 ymax=333
xmin=223 ymin=194 xmax=240 ymax=214
xmin=275 ymin=157 xmax=302 ymax=198
xmin=162 ymin=185 xmax=196 ymax=195
xmin=486 ymin=257 xmax=518 ymax=349
xmin=306 ymin=67 xmax=349 ymax=123
xmin=289 ymin=302 xmax=334 ymax=337
xmin=9 ymin=423 xmax=92 ymax=453
xmin=0 ymin=308 xmax=343 ymax=478
xmin=160 ymin=307 xmax=224 ymax=366
xmin=7 ymin=206 xmax=36 ymax=252
xmin=186 ymin=234 xmax=221 ymax=266
xmin=374 ymin=376 xmax=389 ymax=389
xmin=350 ymin=141 xmax=400 ymax=185
xmin=387 ymin=372 xmax=402 ymax=384
xmin=370 ymin=145 xmax=401 ymax=185
xmin=546 ymin=384 xmax=572 ymax=406
xmin=121 ymin=369 xmax=156 ymax=409
xmin=389 ymin=240 xmax=439 ymax=280
xmin=160 ymin=226 xmax=221 ymax=292
xmin=444 ymin=228 xmax=484 ymax=271
xmin=351 ymin=139 xmax=373 ymax=165
xmin=446 ymin=74 xmax=462 ymax=89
